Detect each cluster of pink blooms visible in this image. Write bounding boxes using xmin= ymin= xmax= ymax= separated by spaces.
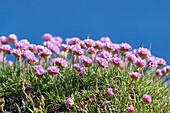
xmin=0 ymin=33 xmax=169 ymax=110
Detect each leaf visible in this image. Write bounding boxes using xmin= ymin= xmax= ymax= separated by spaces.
xmin=15 ymin=103 xmax=21 ymax=113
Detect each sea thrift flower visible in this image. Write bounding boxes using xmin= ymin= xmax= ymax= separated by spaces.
xmin=166 ymin=65 xmax=170 ymax=73
xmin=126 ymin=52 xmax=137 ymax=63
xmin=36 ymin=45 xmax=45 ymax=52
xmin=15 ymin=39 xmax=30 ymax=50
xmin=87 ymin=47 xmax=96 ymax=54
xmin=100 ymin=37 xmax=111 ymax=43
xmin=147 ymin=56 xmax=158 ymax=68
xmin=29 ymin=44 xmax=37 ymax=53
xmin=120 ymin=43 xmax=132 ymax=52
xmin=42 ymin=33 xmax=53 ymax=41
xmin=96 ymin=57 xmax=108 ymax=68
xmin=74 ymin=63 xmax=85 ymax=72
xmin=143 ymin=94 xmax=152 ymax=104
xmin=111 ymin=57 xmax=124 ymax=67
xmin=78 ymin=69 xmax=85 ymax=77
xmin=130 ymin=72 xmax=141 ymax=81
xmin=94 ymin=41 xmax=103 ymax=50
xmin=53 ymin=58 xmax=68 ymax=68
xmin=34 ymin=65 xmax=43 ymax=72
xmin=84 ymin=39 xmax=95 ymax=47
xmin=0 ymin=45 xmax=12 ymax=54
xmin=27 ymin=57 xmax=38 ymax=65
xmin=48 ymin=44 xmax=60 ymax=54
xmin=111 ymin=44 xmax=120 ymax=54
xmin=137 ymin=47 xmax=151 ymax=59
xmin=72 ymin=37 xmax=80 ymax=45
xmin=60 ymin=44 xmax=70 ymax=52
xmin=47 ymin=66 xmax=59 ymax=75
xmin=39 ymin=47 xmax=52 ymax=58
xmin=156 ymin=58 xmax=166 ymax=67
xmin=127 ymin=105 xmax=134 ymax=112
xmin=35 ymin=68 xmax=46 ymax=78
xmin=21 ymin=50 xmax=35 ymax=59
xmin=156 ymin=69 xmax=162 ymax=77
xmin=80 ymin=41 xmax=87 ymax=49
xmin=104 ymin=42 xmax=114 ymax=52
xmin=135 ymin=57 xmax=146 ymax=68
xmin=25 ymin=86 xmax=33 ymax=93
xmin=132 ymin=49 xmax=138 ymax=56
xmin=0 ymin=36 xmax=8 ymax=44
xmin=162 ymin=67 xmax=167 ymax=76
xmin=65 ymin=98 xmax=74 ymax=108
xmin=99 ymin=51 xmax=112 ymax=61
xmin=8 ymin=34 xmax=17 ymax=43
xmin=58 ymin=51 xmax=66 ymax=58
xmin=80 ymin=56 xmax=93 ymax=67
xmin=11 ymin=49 xmax=21 ymax=57
xmin=54 ymin=36 xmax=63 ymax=44
xmin=70 ymin=44 xmax=84 ymax=56
xmin=107 ymin=88 xmax=113 ymax=97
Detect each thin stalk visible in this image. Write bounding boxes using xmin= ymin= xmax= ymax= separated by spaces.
xmin=13 ymin=57 xmax=16 ymax=71
xmin=53 ymin=75 xmax=58 ymax=94
xmin=95 ymin=65 xmax=99 ymax=91
xmin=29 ymin=64 xmax=33 ymax=87
xmin=37 ymin=78 xmax=41 ymax=95
xmin=3 ymin=53 xmax=6 ymax=71
xmin=88 ymin=67 xmax=90 ymax=77
xmin=112 ymin=65 xmax=116 ymax=84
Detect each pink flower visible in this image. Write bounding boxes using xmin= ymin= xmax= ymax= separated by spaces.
xmin=8 ymin=34 xmax=17 ymax=43
xmin=162 ymin=67 xmax=168 ymax=76
xmin=156 ymin=69 xmax=162 ymax=77
xmin=54 ymin=36 xmax=63 ymax=44
xmin=27 ymin=57 xmax=38 ymax=65
xmin=0 ymin=36 xmax=8 ymax=44
xmin=166 ymin=65 xmax=170 ymax=73
xmin=127 ymin=105 xmax=134 ymax=112
xmin=70 ymin=44 xmax=84 ymax=56
xmin=84 ymin=39 xmax=95 ymax=47
xmin=48 ymin=44 xmax=60 ymax=54
xmin=29 ymin=44 xmax=37 ymax=53
xmin=72 ymin=37 xmax=80 ymax=45
xmin=107 ymin=88 xmax=113 ymax=97
xmin=74 ymin=63 xmax=85 ymax=72
xmin=39 ymin=47 xmax=52 ymax=58
xmin=111 ymin=57 xmax=124 ymax=67
xmin=60 ymin=44 xmax=70 ymax=52
xmin=15 ymin=39 xmax=30 ymax=50
xmin=0 ymin=45 xmax=12 ymax=54
xmin=100 ymin=37 xmax=111 ymax=43
xmin=94 ymin=41 xmax=103 ymax=50
xmin=126 ymin=52 xmax=137 ymax=63
xmin=36 ymin=45 xmax=45 ymax=52
xmin=65 ymin=98 xmax=74 ymax=108
xmin=130 ymin=72 xmax=141 ymax=81
xmin=120 ymin=43 xmax=132 ymax=52
xmin=35 ymin=68 xmax=46 ymax=78
xmin=137 ymin=47 xmax=151 ymax=59
xmin=80 ymin=55 xmax=93 ymax=67
xmin=147 ymin=56 xmax=158 ymax=68
xmin=21 ymin=50 xmax=35 ymax=59
xmin=99 ymin=51 xmax=112 ymax=61
xmin=42 ymin=33 xmax=53 ymax=41
xmin=156 ymin=58 xmax=166 ymax=67
xmin=111 ymin=44 xmax=120 ymax=54
xmin=53 ymin=58 xmax=68 ymax=68
xmin=143 ymin=94 xmax=152 ymax=104
xmin=11 ymin=49 xmax=21 ymax=57
xmin=87 ymin=47 xmax=96 ymax=54
xmin=34 ymin=65 xmax=43 ymax=72
xmin=104 ymin=42 xmax=115 ymax=52
xmin=96 ymin=57 xmax=108 ymax=68
xmin=78 ymin=69 xmax=85 ymax=77
xmin=135 ymin=57 xmax=146 ymax=68
xmin=80 ymin=41 xmax=87 ymax=49
xmin=47 ymin=66 xmax=59 ymax=75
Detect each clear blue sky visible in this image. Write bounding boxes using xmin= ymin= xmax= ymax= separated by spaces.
xmin=0 ymin=0 xmax=170 ymax=63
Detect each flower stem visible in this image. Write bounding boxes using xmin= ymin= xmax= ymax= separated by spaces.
xmin=112 ymin=65 xmax=116 ymax=84
xmin=37 ymin=78 xmax=41 ymax=95
xmin=95 ymin=65 xmax=99 ymax=91
xmin=3 ymin=53 xmax=6 ymax=71
xmin=53 ymin=75 xmax=58 ymax=94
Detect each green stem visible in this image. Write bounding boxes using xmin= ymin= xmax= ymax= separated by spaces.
xmin=37 ymin=78 xmax=41 ymax=95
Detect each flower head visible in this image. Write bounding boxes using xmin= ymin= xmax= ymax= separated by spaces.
xmin=80 ymin=55 xmax=93 ymax=67
xmin=27 ymin=57 xmax=38 ymax=65
xmin=94 ymin=41 xmax=103 ymax=50
xmin=29 ymin=44 xmax=37 ymax=53
xmin=65 ymin=98 xmax=74 ymax=108
xmin=147 ymin=56 xmax=158 ymax=68
xmin=39 ymin=47 xmax=52 ymax=58
xmin=143 ymin=94 xmax=152 ymax=104
xmin=87 ymin=47 xmax=96 ymax=54
xmin=11 ymin=49 xmax=21 ymax=57
xmin=74 ymin=63 xmax=85 ymax=72
xmin=84 ymin=39 xmax=95 ymax=47
xmin=127 ymin=105 xmax=134 ymax=112
xmin=0 ymin=36 xmax=8 ymax=44
xmin=21 ymin=50 xmax=35 ymax=59
xmin=80 ymin=41 xmax=87 ymax=49
xmin=60 ymin=44 xmax=70 ymax=52
xmin=126 ymin=52 xmax=137 ymax=63
xmin=53 ymin=58 xmax=68 ymax=68
xmin=156 ymin=58 xmax=166 ymax=67
xmin=156 ymin=69 xmax=162 ymax=77
xmin=0 ymin=45 xmax=12 ymax=54
xmin=42 ymin=33 xmax=53 ymax=41
xmin=54 ymin=36 xmax=63 ymax=44
xmin=135 ymin=57 xmax=146 ymax=68
xmin=99 ymin=51 xmax=112 ymax=61
xmin=35 ymin=68 xmax=46 ymax=78
xmin=107 ymin=88 xmax=113 ymax=97
xmin=25 ymin=86 xmax=33 ymax=93
xmin=96 ymin=57 xmax=108 ymax=68
xmin=8 ymin=34 xmax=17 ymax=43
xmin=137 ymin=47 xmax=151 ymax=59
xmin=47 ymin=66 xmax=59 ymax=75
xmin=104 ymin=42 xmax=115 ymax=52
xmin=78 ymin=69 xmax=85 ymax=77
xmin=100 ymin=37 xmax=111 ymax=43
xmin=120 ymin=43 xmax=132 ymax=52
xmin=111 ymin=57 xmax=124 ymax=67
xmin=34 ymin=65 xmax=43 ymax=72
xmin=130 ymin=72 xmax=141 ymax=81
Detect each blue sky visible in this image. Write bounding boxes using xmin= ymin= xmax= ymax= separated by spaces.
xmin=0 ymin=0 xmax=170 ymax=63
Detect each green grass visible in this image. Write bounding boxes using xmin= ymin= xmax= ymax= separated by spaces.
xmin=0 ymin=61 xmax=169 ymax=113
